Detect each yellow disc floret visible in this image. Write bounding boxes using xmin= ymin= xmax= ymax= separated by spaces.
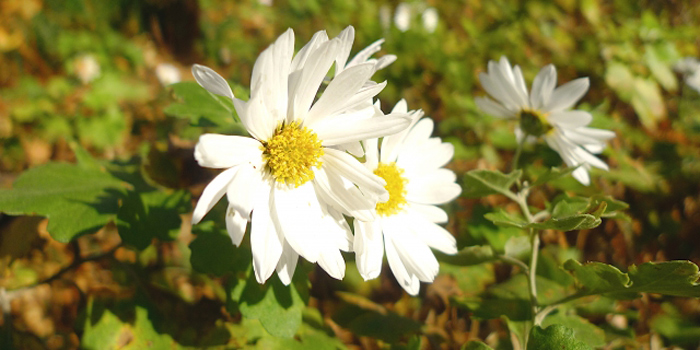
xmin=374 ymin=162 xmax=409 ymax=216
xmin=518 ymin=109 xmax=553 ymax=137
xmin=262 ymin=121 xmax=324 ymax=187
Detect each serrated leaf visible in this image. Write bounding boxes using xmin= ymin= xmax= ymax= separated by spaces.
xmin=462 ymin=169 xmax=521 ymax=198
xmin=530 ymin=167 xmax=578 ymax=188
xmin=0 ymin=162 xmax=126 ymax=242
xmin=116 ymin=190 xmax=191 ymax=249
xmin=563 ymin=260 xmax=700 ymax=299
xmin=541 ymin=312 xmax=606 ymax=348
xmin=436 ymin=245 xmax=495 ymax=266
xmin=527 ymin=325 xmax=592 ymax=350
xmin=189 ymin=221 xmax=251 ymax=276
xmin=239 ymin=272 xmax=309 ymax=338
xmin=164 ymin=81 xmax=236 ymax=126
xmin=529 ymin=214 xmax=602 ymax=232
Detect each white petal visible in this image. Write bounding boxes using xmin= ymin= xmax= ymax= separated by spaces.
xmin=290 ymin=39 xmax=340 ymax=121
xmin=291 ymin=30 xmax=329 ymax=72
xmin=268 ymin=28 xmax=294 ymax=123
xmin=380 ymin=110 xmax=424 ymax=163
xmin=348 ymin=38 xmax=383 ymax=68
xmin=402 ymin=211 xmax=457 ymax=254
xmin=374 ymin=55 xmax=397 ymax=71
xmin=397 ymin=141 xmax=455 ymax=174
xmin=313 ymin=168 xmax=376 ymax=221
xmin=572 ymin=166 xmax=590 ymax=186
xmin=547 ymin=110 xmax=593 ymax=128
xmin=545 ymin=77 xmax=590 ymax=112
xmin=475 ymin=96 xmax=517 ymax=119
xmin=250 ymin=183 xmax=283 ymax=283
xmin=363 ymin=138 xmax=379 ymax=170
xmin=225 ymin=206 xmax=248 ymax=246
xmin=306 ymin=63 xmax=376 ymax=126
xmin=276 ymin=242 xmax=299 ymax=285
xmin=407 ymin=202 xmax=448 ymax=224
xmin=406 ymin=180 xmax=461 ymax=205
xmin=226 ymin=164 xmax=265 ymax=219
xmin=323 ymin=148 xmax=388 ymax=201
xmin=512 ymin=65 xmax=529 ymax=105
xmin=271 ymin=182 xmax=326 ymax=263
xmin=392 ymin=99 xmax=409 ymax=114
xmin=574 ymin=126 xmax=616 ymax=141
xmin=242 ymin=82 xmax=275 ymax=141
xmin=334 ymin=26 xmax=355 ymax=73
xmin=191 ymin=64 xmax=234 ymax=100
xmin=383 ymin=215 xmax=439 ymax=283
xmin=318 ymin=249 xmax=346 ymax=280
xmin=530 ymin=64 xmax=557 ymax=110
xmin=192 ymin=167 xmax=238 ymax=225
xmin=315 ymin=113 xmax=411 ymax=146
xmin=354 ymin=218 xmax=384 ymax=281
xmin=384 ymin=233 xmax=420 ymax=295
xmin=194 ymin=134 xmax=262 ymax=169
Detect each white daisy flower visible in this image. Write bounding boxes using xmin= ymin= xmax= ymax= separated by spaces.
xmin=422 ymin=7 xmax=438 ymax=33
xmin=155 ymin=63 xmax=181 ymax=86
xmin=190 ymin=27 xmax=410 ymax=285
xmin=475 ymin=56 xmax=616 ymax=185
xmin=354 ymin=100 xmax=461 ymax=295
xmin=394 ymin=3 xmax=411 ymax=32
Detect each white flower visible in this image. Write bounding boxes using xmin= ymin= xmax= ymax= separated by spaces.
xmin=354 ymin=100 xmax=461 ymax=295
xmin=155 ymin=63 xmax=181 ymax=86
xmin=74 ymin=54 xmax=100 ymax=84
xmin=674 ymin=57 xmax=700 ymax=93
xmin=394 ymin=3 xmax=411 ymax=32
xmin=422 ymin=7 xmax=438 ymax=33
xmin=190 ymin=27 xmax=410 ymax=285
xmin=476 ymin=57 xmax=615 ymax=185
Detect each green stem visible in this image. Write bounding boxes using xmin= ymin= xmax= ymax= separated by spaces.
xmin=497 ymin=254 xmax=530 ymax=273
xmin=529 ymin=229 xmax=540 ymax=321
xmin=511 ymin=133 xmax=528 ymax=173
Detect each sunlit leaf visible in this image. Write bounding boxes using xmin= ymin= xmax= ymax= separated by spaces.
xmin=463 ymin=340 xmax=494 ymax=350
xmin=541 ymin=312 xmax=606 ymax=348
xmin=526 ymin=324 xmax=591 ymax=350
xmin=0 ymin=162 xmax=126 ymax=242
xmin=165 ymin=81 xmax=237 ymax=126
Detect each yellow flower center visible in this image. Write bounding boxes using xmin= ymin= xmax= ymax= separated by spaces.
xmin=374 ymin=162 xmax=408 ymax=216
xmin=262 ymin=121 xmax=324 ymax=187
xmin=518 ymin=109 xmax=552 ymax=137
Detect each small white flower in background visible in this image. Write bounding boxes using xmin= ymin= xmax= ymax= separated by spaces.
xmin=74 ymin=54 xmax=100 ymax=84
xmin=191 ymin=26 xmax=410 ymax=285
xmin=155 ymin=63 xmax=181 ymax=86
xmin=674 ymin=57 xmax=700 ymax=93
xmin=354 ymin=100 xmax=461 ymax=295
xmin=394 ymin=3 xmax=411 ymax=32
xmin=476 ymin=56 xmax=615 ymax=186
xmin=422 ymin=7 xmax=438 ymax=33
xmin=258 ymin=0 xmax=273 ymax=6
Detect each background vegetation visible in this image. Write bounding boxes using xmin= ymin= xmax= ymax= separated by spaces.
xmin=1 ymin=0 xmax=700 ymax=348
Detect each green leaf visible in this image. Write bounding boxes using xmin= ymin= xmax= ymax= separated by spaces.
xmin=541 ymin=312 xmax=606 ymax=348
xmin=81 ymin=298 xmax=182 ymax=350
xmin=527 ymin=325 xmax=592 ymax=350
xmin=529 ymin=167 xmax=578 ymax=188
xmin=463 ymin=341 xmax=494 ymax=350
xmin=483 ymin=210 xmax=527 ymax=229
xmin=189 ymin=221 xmax=251 ymax=276
xmin=332 ymin=292 xmax=421 ymax=343
xmin=238 ymin=272 xmax=309 ymax=338
xmin=164 ymin=81 xmax=236 ymax=126
xmin=116 ymin=190 xmax=191 ymax=249
xmin=462 ymin=169 xmax=521 ymax=198
xmin=563 ymin=260 xmax=700 ymax=298
xmin=529 ymin=214 xmax=602 ymax=232
xmin=0 ymin=162 xmax=126 ymax=242
xmin=436 ymin=245 xmax=495 ymax=266
xmin=504 ymin=236 xmax=531 ymax=260
xmin=631 ymin=77 xmax=666 ymax=130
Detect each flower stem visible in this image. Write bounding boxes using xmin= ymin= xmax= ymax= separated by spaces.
xmin=511 ymin=133 xmax=527 ymax=173
xmin=529 ymin=228 xmax=540 ymax=321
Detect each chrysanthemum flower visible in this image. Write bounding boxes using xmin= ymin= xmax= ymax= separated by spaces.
xmin=191 ymin=27 xmax=410 ymax=285
xmin=476 ymin=56 xmax=615 ymax=185
xmin=353 ymin=100 xmax=461 ymax=295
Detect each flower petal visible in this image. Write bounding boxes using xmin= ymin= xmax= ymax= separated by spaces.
xmin=194 ymin=134 xmax=262 ymax=169
xmin=323 ymin=148 xmax=388 ymax=202
xmin=225 ymin=206 xmax=248 ymax=246
xmin=226 ymin=164 xmax=265 ymax=220
xmin=475 ymin=96 xmax=517 ymax=119
xmin=530 ymin=64 xmax=557 ymax=110
xmin=290 ymin=39 xmax=340 ymax=121
xmin=291 ymin=30 xmax=329 ymax=72
xmin=192 ymin=167 xmax=238 ymax=225
xmin=316 ymin=113 xmax=411 ymax=146
xmin=407 ymin=202 xmax=448 ymax=224
xmin=545 ymin=77 xmax=590 ymax=112
xmin=272 ymin=182 xmax=327 ymax=263
xmin=547 ymin=110 xmax=593 ymax=128
xmin=354 ymin=218 xmax=385 ymax=281
xmin=334 ymin=26 xmax=355 ymax=73
xmin=313 ymin=168 xmax=376 ymax=221
xmin=318 ymin=248 xmax=346 ymax=280
xmin=250 ymin=182 xmax=283 ymax=283
xmin=306 ymin=62 xmax=376 ymax=126
xmin=383 ymin=215 xmax=439 ymax=283
xmin=384 ymin=233 xmax=420 ymax=295
xmin=192 ymin=64 xmax=234 ymax=100
xmin=402 ymin=210 xmax=457 ymax=254
xmin=276 ymin=242 xmax=299 ymax=286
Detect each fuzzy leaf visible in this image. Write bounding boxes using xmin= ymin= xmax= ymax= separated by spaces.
xmin=462 ymin=169 xmax=521 ymax=198
xmin=0 ymin=162 xmax=126 ymax=242
xmin=527 ymin=325 xmax=592 ymax=350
